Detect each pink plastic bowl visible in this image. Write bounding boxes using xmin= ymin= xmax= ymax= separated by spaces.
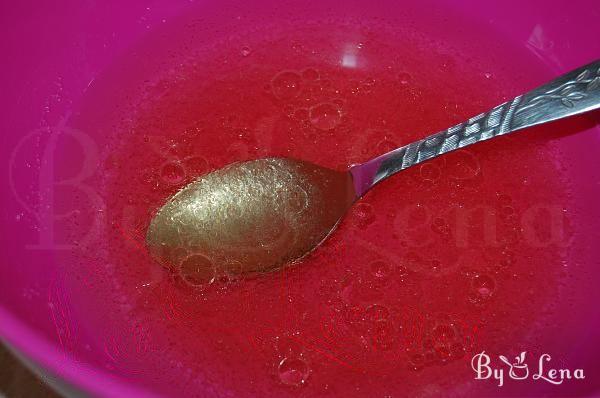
xmin=1 ymin=0 xmax=599 ymax=397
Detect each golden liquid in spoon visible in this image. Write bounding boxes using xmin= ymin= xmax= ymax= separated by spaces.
xmin=146 ymin=158 xmax=356 ymax=282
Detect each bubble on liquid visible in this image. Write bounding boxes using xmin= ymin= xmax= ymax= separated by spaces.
xmin=235 ymin=127 xmax=257 ymax=142
xmin=500 ymin=205 xmax=515 ymax=216
xmin=309 ymin=103 xmax=342 ymax=130
xmin=179 ymin=254 xmax=216 ymax=286
xmin=291 ymin=41 xmax=303 ymax=52
xmin=469 ymin=274 xmax=496 ymax=304
xmin=397 ymin=72 xmax=412 ymax=85
xmin=376 ymin=139 xmax=397 ymax=154
xmin=271 ymin=70 xmax=302 ymax=100
xmin=216 ymin=259 xmax=244 ymax=283
xmin=278 ymin=357 xmax=310 ymax=386
xmin=430 ymin=259 xmax=442 ymax=273
xmin=240 ymin=46 xmax=252 ymax=57
xmin=446 ymin=150 xmax=480 ymax=180
xmin=160 ymin=161 xmax=186 ymax=185
xmin=301 ymin=68 xmax=319 ymax=81
xmin=420 ymin=163 xmax=441 ymax=182
xmin=370 ymin=260 xmax=390 ymax=279
xmin=183 ymin=156 xmax=209 ymax=176
xmin=353 ymin=202 xmax=375 ymax=228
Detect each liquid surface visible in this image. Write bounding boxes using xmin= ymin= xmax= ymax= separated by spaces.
xmin=61 ymin=2 xmax=593 ymax=397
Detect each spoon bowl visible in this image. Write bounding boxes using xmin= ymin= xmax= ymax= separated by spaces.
xmin=146 ymin=158 xmax=355 ymax=277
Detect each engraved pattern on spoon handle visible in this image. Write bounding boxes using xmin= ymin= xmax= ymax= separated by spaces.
xmin=357 ymin=59 xmax=600 ymax=194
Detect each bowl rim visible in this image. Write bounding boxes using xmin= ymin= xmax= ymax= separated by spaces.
xmin=0 ymin=306 xmax=160 ymax=398
xmin=1 ymin=0 xmax=599 ymax=397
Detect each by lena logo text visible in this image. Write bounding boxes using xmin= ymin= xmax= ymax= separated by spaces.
xmin=471 ymin=351 xmax=585 ymax=387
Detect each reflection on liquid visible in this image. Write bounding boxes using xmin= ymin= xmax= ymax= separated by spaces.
xmin=526 ymin=24 xmax=562 ymax=69
xmin=341 ymin=43 xmax=361 ymax=68
xmin=342 ymin=53 xmax=357 ymax=68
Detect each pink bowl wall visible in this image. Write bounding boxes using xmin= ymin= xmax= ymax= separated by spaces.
xmin=1 ymin=0 xmax=599 ymax=397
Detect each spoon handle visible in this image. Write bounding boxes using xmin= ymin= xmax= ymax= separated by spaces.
xmin=350 ymin=59 xmax=600 ymax=197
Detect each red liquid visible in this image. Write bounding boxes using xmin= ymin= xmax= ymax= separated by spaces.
xmin=65 ymin=4 xmax=588 ymax=397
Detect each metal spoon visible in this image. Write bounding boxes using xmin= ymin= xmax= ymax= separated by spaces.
xmin=146 ymin=59 xmax=600 ymax=283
